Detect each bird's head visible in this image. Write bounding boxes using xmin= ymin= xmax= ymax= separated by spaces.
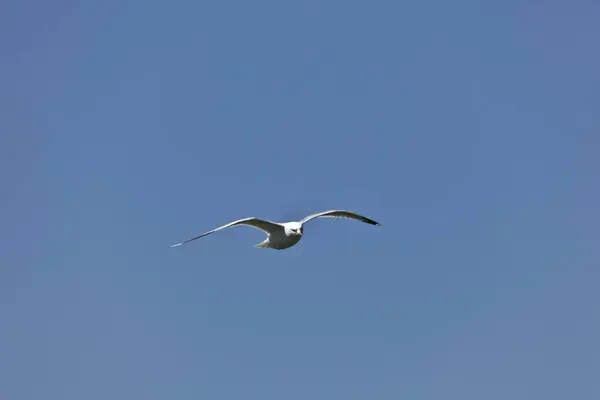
xmin=285 ymin=222 xmax=303 ymax=236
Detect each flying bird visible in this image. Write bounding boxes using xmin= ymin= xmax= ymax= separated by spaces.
xmin=170 ymin=210 xmax=381 ymax=250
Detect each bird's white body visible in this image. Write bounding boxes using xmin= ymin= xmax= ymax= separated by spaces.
xmin=255 ymin=222 xmax=304 ymax=250
xmin=170 ymin=210 xmax=381 ymax=251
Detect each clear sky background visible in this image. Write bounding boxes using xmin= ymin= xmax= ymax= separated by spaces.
xmin=2 ymin=0 xmax=599 ymax=399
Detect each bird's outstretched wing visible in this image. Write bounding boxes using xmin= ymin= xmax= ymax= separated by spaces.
xmin=170 ymin=217 xmax=283 ymax=247
xmin=300 ymin=210 xmax=381 ymax=226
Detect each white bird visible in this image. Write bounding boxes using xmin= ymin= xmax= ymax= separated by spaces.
xmin=170 ymin=210 xmax=381 ymax=250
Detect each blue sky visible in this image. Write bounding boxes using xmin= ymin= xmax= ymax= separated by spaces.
xmin=1 ymin=0 xmax=599 ymax=398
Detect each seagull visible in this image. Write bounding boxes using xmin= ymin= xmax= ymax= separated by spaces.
xmin=170 ymin=210 xmax=381 ymax=250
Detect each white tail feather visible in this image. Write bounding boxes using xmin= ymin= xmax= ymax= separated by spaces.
xmin=254 ymin=238 xmax=270 ymax=248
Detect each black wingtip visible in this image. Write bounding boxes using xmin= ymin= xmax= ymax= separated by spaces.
xmin=365 ymin=218 xmax=381 ymax=226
